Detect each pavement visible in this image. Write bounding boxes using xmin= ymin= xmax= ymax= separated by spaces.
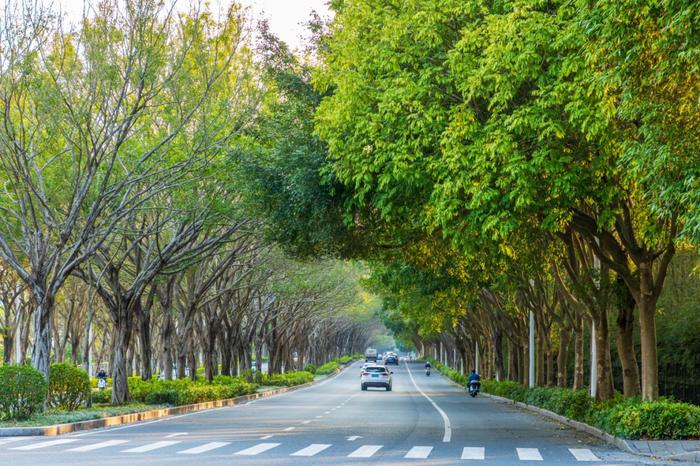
xmin=1 ymin=361 xmax=696 ymax=465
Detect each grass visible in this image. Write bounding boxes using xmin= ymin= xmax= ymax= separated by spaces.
xmin=0 ymin=403 xmax=167 ymax=428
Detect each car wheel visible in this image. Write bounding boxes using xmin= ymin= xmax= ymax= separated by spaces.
xmin=361 ymin=384 xmax=367 ymax=391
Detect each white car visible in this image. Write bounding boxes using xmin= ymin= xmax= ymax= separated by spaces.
xmin=361 ymin=365 xmax=393 ymax=391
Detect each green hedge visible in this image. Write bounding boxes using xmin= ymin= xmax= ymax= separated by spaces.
xmin=316 ymin=361 xmax=340 ymax=375
xmin=0 ymin=365 xmax=47 ymax=420
xmin=262 ymin=371 xmax=314 ymax=387
xmin=49 ymin=363 xmax=91 ymax=410
xmin=127 ymin=376 xmax=258 ymax=406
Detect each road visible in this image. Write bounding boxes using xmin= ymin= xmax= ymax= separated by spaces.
xmin=0 ymin=361 xmax=687 ymax=465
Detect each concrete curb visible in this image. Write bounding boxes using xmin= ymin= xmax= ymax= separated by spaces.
xmin=433 ymin=370 xmax=700 ymax=463
xmin=0 ymin=364 xmax=351 ymax=437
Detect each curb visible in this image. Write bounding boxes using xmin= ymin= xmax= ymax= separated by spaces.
xmin=0 ymin=364 xmax=352 ymax=437
xmin=431 ymin=369 xmax=700 ymax=463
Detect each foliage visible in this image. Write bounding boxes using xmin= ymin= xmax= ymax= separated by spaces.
xmin=0 ymin=403 xmax=163 ymax=428
xmin=91 ymin=389 xmax=112 ymax=404
xmin=127 ymin=377 xmax=258 ymax=406
xmin=303 ymin=364 xmax=317 ymax=374
xmin=262 ymin=371 xmax=314 ymax=387
xmin=315 ymin=361 xmax=340 ymax=375
xmin=48 ymin=363 xmax=91 ymax=410
xmin=0 ymin=365 xmax=47 ymax=420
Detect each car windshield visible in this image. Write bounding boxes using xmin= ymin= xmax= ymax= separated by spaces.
xmin=366 ymin=367 xmax=387 ymax=373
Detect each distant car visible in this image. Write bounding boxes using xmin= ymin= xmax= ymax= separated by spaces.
xmin=365 ymin=348 xmax=378 ymax=362
xmin=361 ymin=365 xmax=393 ymax=391
xmin=384 ymin=354 xmax=399 ymax=365
xmin=360 ymin=362 xmax=377 ymax=375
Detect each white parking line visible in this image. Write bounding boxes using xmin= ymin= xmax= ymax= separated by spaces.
xmin=405 ymin=446 xmax=433 ymax=459
xmin=67 ymin=440 xmax=129 ymax=452
xmin=517 ymin=448 xmax=543 ymax=461
xmin=405 ymin=362 xmax=452 ymax=442
xmin=461 ymin=447 xmax=485 ymax=459
xmin=233 ymin=443 xmax=281 ymax=456
xmin=11 ymin=439 xmax=78 ymax=450
xmin=290 ymin=443 xmax=332 ymax=457
xmin=348 ymin=445 xmax=382 ymax=458
xmin=177 ymin=441 xmax=230 ymax=454
xmin=122 ymin=441 xmax=181 ymax=453
xmin=569 ymin=448 xmax=601 ymax=461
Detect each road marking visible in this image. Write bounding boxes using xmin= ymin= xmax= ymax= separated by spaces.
xmin=405 ymin=446 xmax=433 ymax=459
xmin=0 ymin=437 xmax=30 ymax=446
xmin=233 ymin=442 xmax=281 ymax=455
xmin=324 ymin=411 xmax=331 ymax=414
xmin=284 ymin=427 xmax=296 ymax=431
xmin=517 ymin=448 xmax=543 ymax=461
xmin=11 ymin=439 xmax=78 ymax=450
xmin=315 ymin=415 xmax=323 ymax=418
xmin=405 ymin=362 xmax=452 ymax=442
xmin=290 ymin=443 xmax=332 ymax=456
xmin=461 ymin=447 xmax=485 ymax=460
xmin=346 ymin=436 xmax=362 ymax=441
xmin=165 ymin=432 xmax=188 ymax=438
xmin=67 ymin=440 xmax=129 ymax=452
xmin=301 ymin=420 xmax=311 ymax=424
xmin=260 ymin=435 xmax=274 ymax=440
xmin=122 ymin=441 xmax=181 ymax=453
xmin=348 ymin=445 xmax=382 ymax=458
xmin=569 ymin=448 xmax=601 ymax=461
xmin=177 ymin=441 xmax=230 ymax=454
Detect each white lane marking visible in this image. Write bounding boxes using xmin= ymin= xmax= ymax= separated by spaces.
xmin=348 ymin=445 xmax=382 ymax=458
xmin=405 ymin=362 xmax=452 ymax=442
xmin=461 ymin=447 xmax=485 ymax=460
xmin=405 ymin=446 xmax=433 ymax=459
xmin=569 ymin=448 xmax=601 ymax=461
xmin=301 ymin=420 xmax=311 ymax=424
xmin=233 ymin=442 xmax=281 ymax=456
xmin=165 ymin=432 xmax=188 ymax=438
xmin=346 ymin=436 xmax=362 ymax=441
xmin=177 ymin=441 xmax=230 ymax=454
xmin=67 ymin=440 xmax=129 ymax=452
xmin=290 ymin=443 xmax=332 ymax=457
xmin=260 ymin=435 xmax=274 ymax=440
xmin=122 ymin=440 xmax=181 ymax=453
xmin=315 ymin=415 xmax=323 ymax=418
xmin=324 ymin=411 xmax=331 ymax=414
xmin=284 ymin=427 xmax=296 ymax=431
xmin=12 ymin=439 xmax=78 ymax=450
xmin=517 ymin=448 xmax=543 ymax=461
xmin=0 ymin=437 xmax=31 ymax=446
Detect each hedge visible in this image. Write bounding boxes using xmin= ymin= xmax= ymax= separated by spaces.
xmin=126 ymin=376 xmax=258 ymax=406
xmin=426 ymin=357 xmax=700 ymax=440
xmin=0 ymin=365 xmax=47 ymax=420
xmin=49 ymin=363 xmax=91 ymax=410
xmin=315 ymin=361 xmax=340 ymax=375
xmin=262 ymin=371 xmax=314 ymax=387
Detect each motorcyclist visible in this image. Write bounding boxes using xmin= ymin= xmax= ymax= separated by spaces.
xmin=97 ymin=368 xmax=107 ymax=390
xmin=468 ymin=369 xmax=481 ymax=388
xmin=97 ymin=368 xmax=107 ymax=379
xmin=425 ymin=361 xmax=431 ymax=370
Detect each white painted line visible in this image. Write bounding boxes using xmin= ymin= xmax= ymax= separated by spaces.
xmin=315 ymin=415 xmax=323 ymax=418
xmin=569 ymin=448 xmax=601 ymax=461
xmin=405 ymin=446 xmax=433 ymax=459
xmin=348 ymin=445 xmax=382 ymax=458
xmin=517 ymin=448 xmax=543 ymax=461
xmin=346 ymin=436 xmax=362 ymax=441
xmin=301 ymin=420 xmax=311 ymax=424
xmin=284 ymin=427 xmax=296 ymax=431
xmin=290 ymin=443 xmax=332 ymax=457
xmin=260 ymin=435 xmax=274 ymax=440
xmin=12 ymin=439 xmax=78 ymax=450
xmin=67 ymin=440 xmax=129 ymax=452
xmin=233 ymin=442 xmax=281 ymax=456
xmin=165 ymin=432 xmax=188 ymax=438
xmin=0 ymin=437 xmax=31 ymax=446
xmin=324 ymin=411 xmax=331 ymax=414
xmin=122 ymin=440 xmax=181 ymax=453
xmin=461 ymin=447 xmax=485 ymax=460
xmin=405 ymin=362 xmax=452 ymax=442
xmin=177 ymin=441 xmax=230 ymax=454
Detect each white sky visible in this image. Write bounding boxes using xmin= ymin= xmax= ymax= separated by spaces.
xmin=48 ymin=0 xmax=331 ymax=51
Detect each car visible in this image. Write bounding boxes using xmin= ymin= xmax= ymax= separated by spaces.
xmin=361 ymin=365 xmax=393 ymax=391
xmin=365 ymin=348 xmax=378 ymax=362
xmin=384 ymin=354 xmax=399 ymax=365
xmin=360 ymin=362 xmax=377 ymax=375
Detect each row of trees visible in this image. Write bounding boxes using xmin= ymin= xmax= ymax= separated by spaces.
xmin=237 ymin=0 xmax=700 ymax=403
xmin=0 ymin=0 xmax=381 ymax=404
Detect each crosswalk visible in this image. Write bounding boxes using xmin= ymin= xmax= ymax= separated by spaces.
xmin=2 ymin=437 xmax=606 ymax=461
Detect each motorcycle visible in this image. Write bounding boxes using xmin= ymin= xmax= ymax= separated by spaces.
xmin=468 ymin=380 xmax=480 ymax=397
xmin=425 ymin=368 xmax=431 ymax=376
xmin=97 ymin=377 xmax=107 ymax=390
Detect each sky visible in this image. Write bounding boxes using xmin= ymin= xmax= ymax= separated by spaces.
xmin=47 ymin=0 xmax=332 ymax=51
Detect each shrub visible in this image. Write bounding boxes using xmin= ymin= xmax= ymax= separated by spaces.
xmin=0 ymin=365 xmax=47 ymax=420
xmin=338 ymin=355 xmax=353 ymax=365
xmin=48 ymin=363 xmax=91 ymax=410
xmin=91 ymin=388 xmax=112 ymax=404
xmin=263 ymin=371 xmax=314 ymax=387
xmin=126 ymin=377 xmax=258 ymax=406
xmin=303 ymin=364 xmax=317 ymax=374
xmin=316 ymin=361 xmax=340 ymax=375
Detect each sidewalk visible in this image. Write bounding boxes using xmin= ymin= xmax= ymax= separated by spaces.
xmin=625 ymin=439 xmax=700 ymax=462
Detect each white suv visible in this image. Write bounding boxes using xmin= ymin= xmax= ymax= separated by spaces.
xmin=361 ymin=365 xmax=393 ymax=391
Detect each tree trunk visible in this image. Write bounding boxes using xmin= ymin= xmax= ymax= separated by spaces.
xmin=3 ymin=336 xmax=12 ymax=364
xmin=138 ymin=303 xmax=152 ymax=380
xmin=594 ymin=310 xmax=615 ymax=400
xmin=616 ymin=281 xmax=641 ymax=397
xmin=162 ymin=315 xmax=174 ymax=380
xmin=557 ymin=326 xmax=570 ymax=388
xmin=573 ymin=323 xmax=584 ymax=390
xmin=31 ymin=293 xmax=54 ymax=379
xmin=111 ymin=320 xmax=132 ymax=404
xmin=493 ymin=331 xmax=504 ymax=381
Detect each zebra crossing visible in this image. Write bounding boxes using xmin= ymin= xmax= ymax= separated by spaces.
xmin=3 ymin=437 xmax=606 ymax=461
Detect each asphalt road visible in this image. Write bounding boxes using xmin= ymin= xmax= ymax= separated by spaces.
xmin=0 ymin=361 xmax=689 ymax=465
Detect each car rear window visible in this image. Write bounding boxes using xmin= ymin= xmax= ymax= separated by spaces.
xmin=366 ymin=367 xmax=387 ymax=373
